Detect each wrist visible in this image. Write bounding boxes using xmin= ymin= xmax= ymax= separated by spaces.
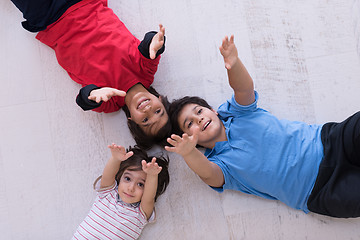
xmin=181 ymin=147 xmax=198 ymax=159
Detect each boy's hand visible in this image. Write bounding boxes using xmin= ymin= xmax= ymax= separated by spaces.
xmin=165 ymin=128 xmax=199 ymax=157
xmin=108 ymin=143 xmax=133 ymax=162
xmin=149 ymin=24 xmax=165 ymax=59
xmin=142 ymin=157 xmax=162 ymax=176
xmin=88 ymin=87 xmax=126 ymax=103
xmin=219 ymin=35 xmax=238 ymax=70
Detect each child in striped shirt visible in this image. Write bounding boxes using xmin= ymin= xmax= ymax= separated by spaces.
xmin=72 ymin=144 xmax=170 ymax=239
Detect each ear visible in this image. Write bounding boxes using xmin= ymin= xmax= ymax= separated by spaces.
xmin=158 ymin=95 xmax=162 ymax=101
xmin=128 ymin=117 xmax=132 ymax=121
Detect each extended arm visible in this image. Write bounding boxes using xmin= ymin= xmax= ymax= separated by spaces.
xmin=140 ymin=158 xmax=162 ymax=220
xmin=100 ymin=144 xmax=134 ymax=189
xmin=165 ymin=130 xmax=224 ymax=187
xmin=220 ymin=35 xmax=255 ymax=105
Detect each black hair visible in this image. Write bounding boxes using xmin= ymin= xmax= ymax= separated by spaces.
xmin=169 ymin=96 xmax=213 ymax=136
xmin=122 ymin=86 xmax=172 ymax=150
xmin=114 ymin=146 xmax=170 ymax=201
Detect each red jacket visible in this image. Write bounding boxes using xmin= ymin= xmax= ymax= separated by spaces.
xmin=36 ymin=0 xmax=161 ymax=113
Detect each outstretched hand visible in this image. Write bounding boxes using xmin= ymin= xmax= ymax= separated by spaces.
xmin=165 ymin=127 xmax=200 ymax=157
xmin=142 ymin=157 xmax=162 ymax=176
xmin=88 ymin=87 xmax=126 ymax=103
xmin=149 ymin=24 xmax=165 ymax=59
xmin=219 ymin=35 xmax=238 ymax=70
xmin=108 ymin=143 xmax=133 ymax=162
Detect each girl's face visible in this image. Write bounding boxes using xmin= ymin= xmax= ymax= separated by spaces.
xmin=128 ymin=92 xmax=169 ymax=136
xmin=118 ymin=169 xmax=147 ymax=204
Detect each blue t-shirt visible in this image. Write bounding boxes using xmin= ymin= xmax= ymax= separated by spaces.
xmin=204 ymin=92 xmax=324 ymax=212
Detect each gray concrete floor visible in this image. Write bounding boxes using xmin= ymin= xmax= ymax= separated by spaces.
xmin=1 ymin=0 xmax=360 ymax=239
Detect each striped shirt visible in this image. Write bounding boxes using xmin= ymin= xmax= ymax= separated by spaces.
xmin=72 ymin=182 xmax=155 ymax=240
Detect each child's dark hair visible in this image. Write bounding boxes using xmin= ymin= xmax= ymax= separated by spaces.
xmin=169 ymin=96 xmax=212 ymax=136
xmin=122 ymin=86 xmax=172 ymax=150
xmin=114 ymin=146 xmax=170 ymax=201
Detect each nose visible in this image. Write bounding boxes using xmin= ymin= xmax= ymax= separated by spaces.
xmin=195 ymin=115 xmax=203 ymax=124
xmin=128 ymin=183 xmax=135 ymax=192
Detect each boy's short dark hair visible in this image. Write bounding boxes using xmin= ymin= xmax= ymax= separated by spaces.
xmin=169 ymin=96 xmax=212 ymax=136
xmin=115 ymin=146 xmax=170 ymax=201
xmin=122 ymin=86 xmax=172 ymax=150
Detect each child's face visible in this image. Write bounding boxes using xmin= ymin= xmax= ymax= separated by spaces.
xmin=178 ymin=103 xmax=225 ymax=147
xmin=118 ymin=169 xmax=147 ymax=204
xmin=128 ymin=92 xmax=168 ymax=136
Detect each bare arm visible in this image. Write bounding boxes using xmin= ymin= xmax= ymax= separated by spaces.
xmin=100 ymin=144 xmax=134 ymax=189
xmin=165 ymin=130 xmax=224 ymax=187
xmin=140 ymin=158 xmax=162 ymax=220
xmin=220 ymin=35 xmax=255 ymax=105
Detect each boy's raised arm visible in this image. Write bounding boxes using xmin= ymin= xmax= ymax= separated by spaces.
xmin=165 ymin=130 xmax=224 ymax=187
xmin=220 ymin=35 xmax=255 ymax=105
xmin=101 ymin=144 xmax=134 ymax=189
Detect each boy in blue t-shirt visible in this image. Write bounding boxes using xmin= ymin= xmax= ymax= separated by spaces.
xmin=165 ymin=35 xmax=360 ymax=218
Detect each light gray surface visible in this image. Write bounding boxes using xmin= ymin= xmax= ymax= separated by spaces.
xmin=1 ymin=0 xmax=360 ymax=239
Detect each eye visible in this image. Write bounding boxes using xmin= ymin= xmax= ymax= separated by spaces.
xmin=124 ymin=176 xmax=131 ymax=182
xmin=197 ymin=108 xmax=202 ymax=114
xmin=187 ymin=121 xmax=193 ymax=129
xmin=142 ymin=117 xmax=148 ymax=123
xmin=155 ymin=109 xmax=161 ymax=114
xmin=137 ymin=182 xmax=144 ymax=188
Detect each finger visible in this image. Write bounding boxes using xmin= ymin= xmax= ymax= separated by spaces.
xmin=182 ymin=133 xmax=189 ymax=141
xmin=117 ymin=144 xmax=124 ymax=150
xmin=221 ymin=38 xmax=226 ymax=49
xmin=229 ymin=34 xmax=234 ymax=43
xmin=171 ymin=134 xmax=182 ymax=141
xmin=141 ymin=160 xmax=147 ymax=169
xmin=125 ymin=151 xmax=134 ymax=159
xmin=102 ymin=95 xmax=109 ymax=102
xmin=222 ymin=36 xmax=228 ymax=46
xmin=159 ymin=24 xmax=165 ymax=35
xmin=150 ymin=50 xmax=156 ymax=60
xmin=167 ymin=138 xmax=178 ymax=146
xmin=151 ymin=157 xmax=157 ymax=164
xmin=164 ymin=146 xmax=176 ymax=152
xmin=114 ymin=90 xmax=126 ymax=97
xmin=88 ymin=95 xmax=96 ymax=101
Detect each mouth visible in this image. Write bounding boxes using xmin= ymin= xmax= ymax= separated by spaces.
xmin=123 ymin=192 xmax=134 ymax=198
xmin=137 ymin=98 xmax=150 ymax=110
xmin=202 ymin=120 xmax=211 ymax=131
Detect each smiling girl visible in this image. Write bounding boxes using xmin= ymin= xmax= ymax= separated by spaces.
xmin=72 ymin=144 xmax=169 ymax=239
xmin=10 ymin=0 xmax=172 ymax=149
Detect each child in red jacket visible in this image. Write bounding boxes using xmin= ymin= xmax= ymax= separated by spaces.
xmin=11 ymin=0 xmax=171 ymax=149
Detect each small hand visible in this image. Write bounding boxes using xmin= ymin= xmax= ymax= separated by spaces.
xmin=149 ymin=24 xmax=165 ymax=59
xmin=108 ymin=143 xmax=134 ymax=162
xmin=142 ymin=157 xmax=162 ymax=176
xmin=165 ymin=127 xmax=199 ymax=157
xmin=219 ymin=35 xmax=238 ymax=70
xmin=88 ymin=87 xmax=126 ymax=103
